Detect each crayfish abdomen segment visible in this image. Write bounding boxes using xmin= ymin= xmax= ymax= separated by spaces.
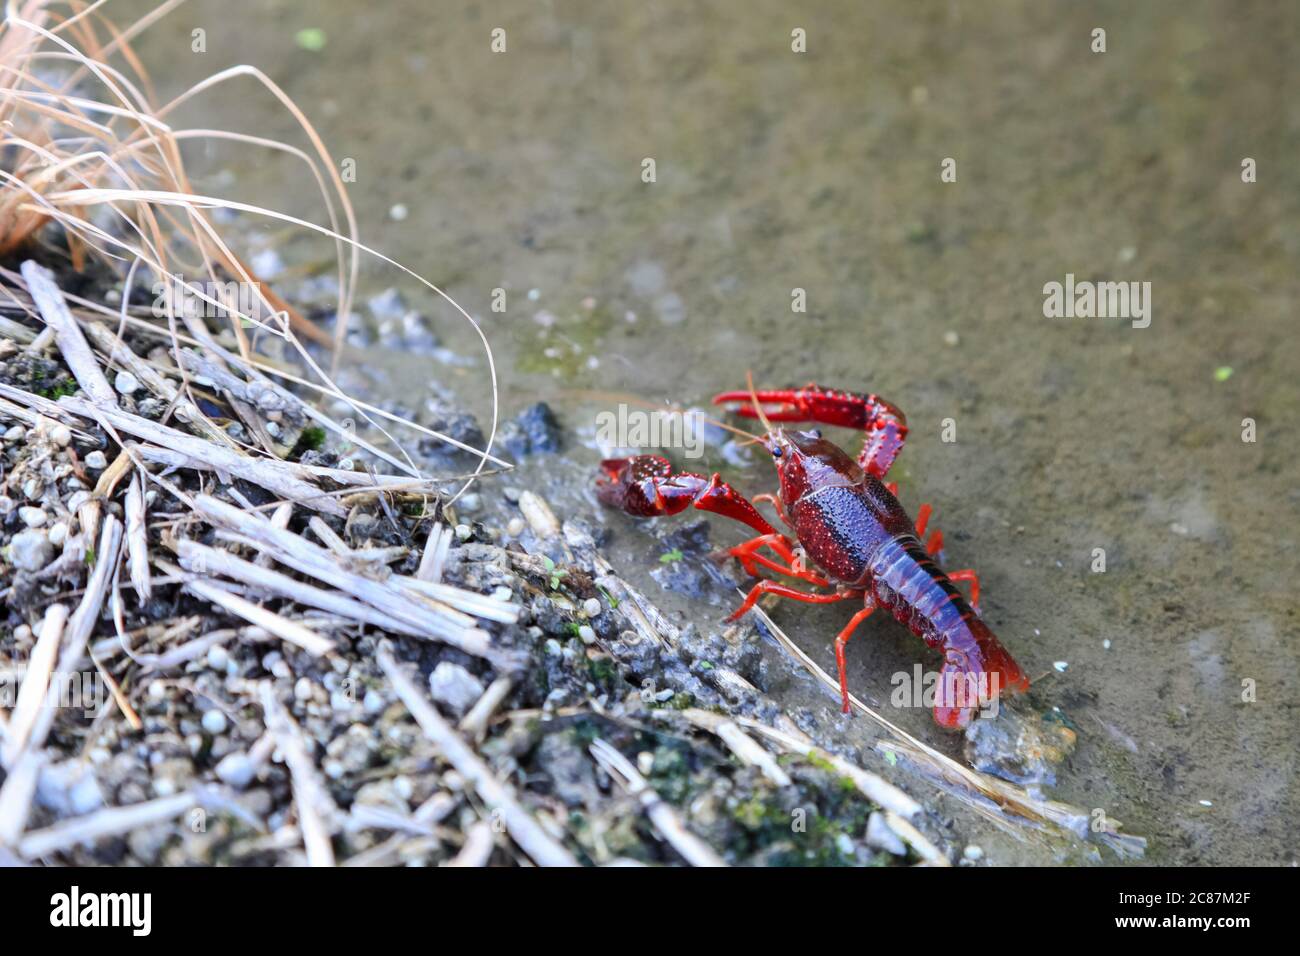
xmin=867 ymin=535 xmax=1029 ymax=728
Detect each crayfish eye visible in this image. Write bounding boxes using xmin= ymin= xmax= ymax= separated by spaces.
xmin=771 ymin=446 xmax=783 ymax=458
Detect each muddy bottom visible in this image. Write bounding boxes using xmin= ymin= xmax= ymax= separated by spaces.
xmin=134 ymin=0 xmax=1299 ymax=864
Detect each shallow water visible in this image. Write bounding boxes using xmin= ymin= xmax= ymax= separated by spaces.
xmin=134 ymin=0 xmax=1298 ymax=864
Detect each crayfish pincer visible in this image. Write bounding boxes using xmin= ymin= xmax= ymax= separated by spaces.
xmin=596 ymin=381 xmax=1029 ymax=729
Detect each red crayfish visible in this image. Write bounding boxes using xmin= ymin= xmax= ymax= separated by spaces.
xmin=596 ymin=382 xmax=1029 ymax=729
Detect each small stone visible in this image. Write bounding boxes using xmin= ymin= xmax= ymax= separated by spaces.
xmin=458 ymin=492 xmax=481 ymax=512
xmin=363 ymin=689 xmax=385 ymax=714
xmin=215 ymin=752 xmax=257 ymax=789
xmin=943 ymin=330 xmax=960 ymax=347
xmin=9 ymin=529 xmax=54 ymax=571
xmin=294 ymin=677 xmax=315 ymax=701
xmin=201 ymin=710 xmax=228 ymax=734
xmin=963 ymin=844 xmax=985 ymax=862
xmin=864 ymin=812 xmax=907 ymax=856
xmin=18 ymin=506 xmax=46 ymax=528
xmin=0 ymin=495 xmax=12 ymax=515
xmin=578 ymin=625 xmax=597 ymax=645
xmin=51 ymin=424 xmax=72 ymax=447
xmin=1053 ymin=661 xmax=1069 ymax=672
xmin=427 ymin=661 xmax=485 ymax=717
xmin=66 ymin=491 xmax=91 ymax=512
xmin=85 ymin=450 xmax=108 ymax=470
xmin=454 ymin=523 xmax=472 ymax=541
xmin=47 ymin=522 xmax=68 ymax=547
xmin=206 ymin=645 xmax=229 ymax=670
xmin=506 ymin=517 xmax=525 ymax=537
xmin=389 ymin=203 xmax=408 ymax=221
xmin=114 ymin=370 xmax=141 ymax=395
xmin=4 ymin=425 xmax=23 ymax=441
xmin=583 ymin=598 xmax=601 ymax=618
xmin=636 ymin=751 xmax=654 ymax=776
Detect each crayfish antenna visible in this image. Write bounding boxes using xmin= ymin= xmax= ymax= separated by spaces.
xmin=744 ymin=369 xmax=775 ymax=439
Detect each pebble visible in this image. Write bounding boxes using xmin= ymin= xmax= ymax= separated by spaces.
xmin=963 ymin=844 xmax=985 ymax=862
xmin=427 ymin=661 xmax=485 ymax=717
xmin=215 ymin=752 xmax=257 ymax=789
xmin=506 ymin=517 xmax=525 ymax=537
xmin=85 ymin=450 xmax=108 ymax=469
xmin=454 ymin=523 xmax=472 ymax=541
xmin=9 ymin=529 xmax=54 ymax=571
xmin=943 ymin=330 xmax=960 ymax=347
xmin=457 ymin=492 xmax=481 ymax=512
xmin=51 ymin=424 xmax=72 ymax=447
xmin=294 ymin=677 xmax=315 ymax=701
xmin=206 ymin=645 xmax=229 ymax=670
xmin=389 ymin=203 xmax=408 ymax=221
xmin=578 ymin=625 xmax=597 ymax=645
xmin=47 ymin=522 xmax=68 ymax=546
xmin=583 ymin=598 xmax=602 ymax=618
xmin=0 ymin=495 xmax=12 ymax=515
xmin=201 ymin=710 xmax=228 ymax=734
xmin=18 ymin=506 xmax=47 ymax=528
xmin=114 ymin=370 xmax=141 ymax=395
xmin=1053 ymin=661 xmax=1069 ymax=672
xmin=4 ymin=425 xmax=23 ymax=441
xmin=864 ymin=811 xmax=907 ymax=856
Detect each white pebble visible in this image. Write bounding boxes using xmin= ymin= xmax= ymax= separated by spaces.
xmin=389 ymin=203 xmax=408 ymax=221
xmin=19 ymin=506 xmax=47 ymax=528
xmin=0 ymin=496 xmax=12 ymax=515
xmin=454 ymin=523 xmax=472 ymax=541
xmin=47 ymin=522 xmax=67 ymax=546
xmin=636 ymin=751 xmax=654 ymax=775
xmin=85 ymin=450 xmax=108 ymax=469
xmin=4 ymin=425 xmax=23 ymax=441
xmin=583 ymin=598 xmax=602 ymax=618
xmin=578 ymin=625 xmax=597 ymax=645
xmin=114 ymin=370 xmax=141 ymax=395
xmin=963 ymin=844 xmax=985 ymax=861
xmin=207 ymin=645 xmax=229 ymax=670
xmin=51 ymin=424 xmax=72 ymax=447
xmin=294 ymin=677 xmax=315 ymax=701
xmin=215 ymin=753 xmax=257 ymax=789
xmin=1053 ymin=661 xmax=1069 ymax=672
xmin=506 ymin=517 xmax=525 ymax=537
xmin=1102 ymin=639 xmax=1112 ymax=650
xmin=201 ymin=709 xmax=228 ymax=734
xmin=1199 ymin=799 xmax=1213 ymax=807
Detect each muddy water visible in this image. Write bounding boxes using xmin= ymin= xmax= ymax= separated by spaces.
xmin=134 ymin=0 xmax=1298 ymax=864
